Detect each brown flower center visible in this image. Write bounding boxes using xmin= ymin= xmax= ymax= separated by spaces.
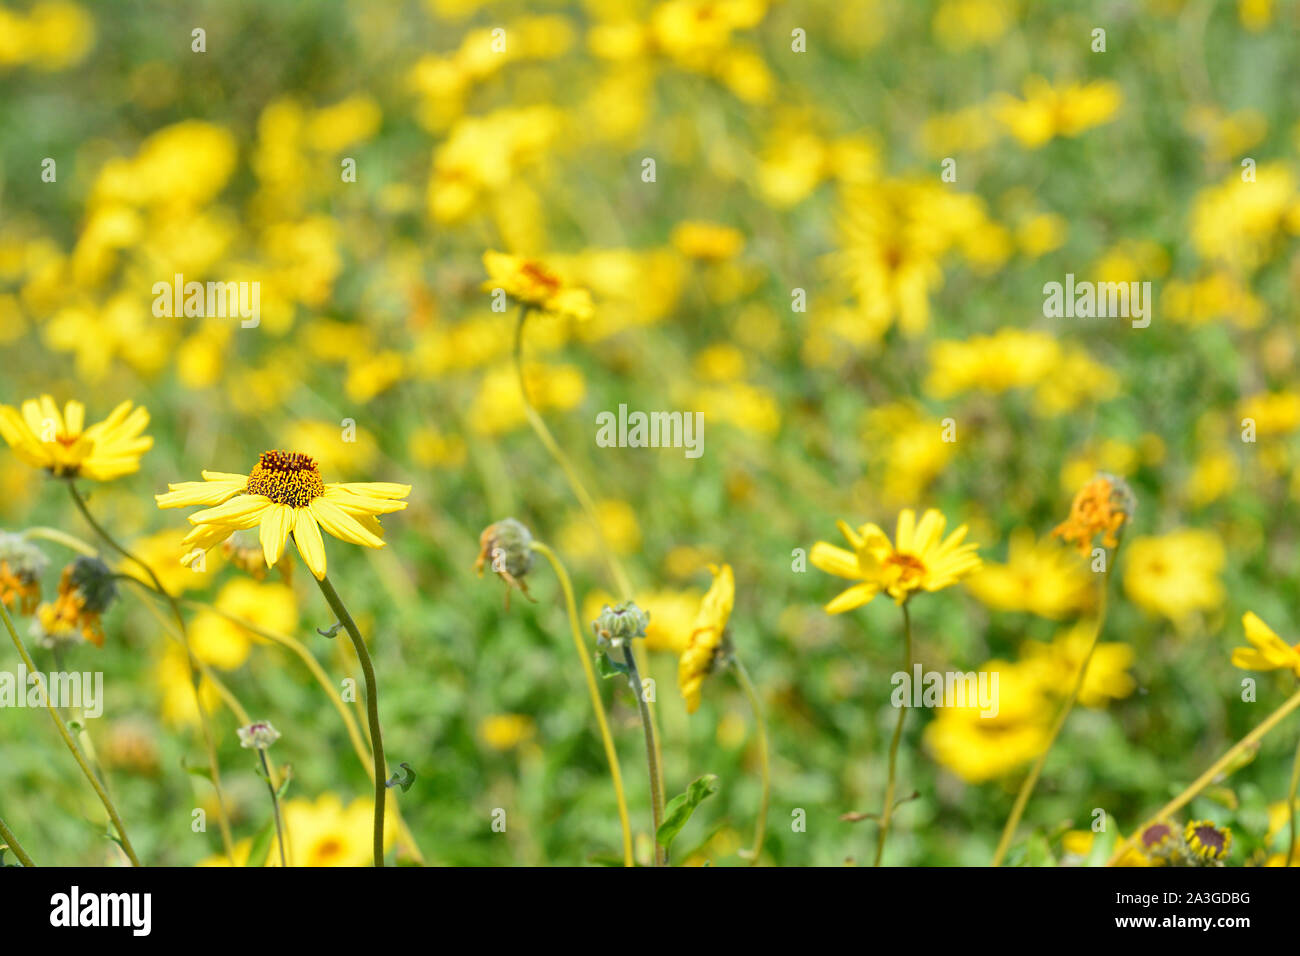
xmin=521 ymin=261 xmax=561 ymax=292
xmin=246 ymin=450 xmax=324 ymax=508
xmin=885 ymin=552 xmax=926 ymax=588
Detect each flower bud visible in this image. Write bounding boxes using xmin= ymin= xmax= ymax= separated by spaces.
xmin=591 ymin=600 xmax=650 ymax=646
xmin=237 ymin=720 xmax=281 ymax=750
xmin=476 ymin=518 xmax=535 ymax=605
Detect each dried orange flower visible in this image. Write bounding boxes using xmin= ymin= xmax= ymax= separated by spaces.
xmin=1053 ymin=474 xmax=1136 ymax=555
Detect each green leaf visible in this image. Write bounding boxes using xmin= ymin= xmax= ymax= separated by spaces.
xmin=180 ymin=756 xmax=213 ymax=783
xmin=275 ymin=764 xmax=294 ymax=800
xmin=595 ymin=652 xmax=630 ymax=680
xmin=247 ymin=818 xmax=277 ymax=867
xmin=656 ymin=774 xmax=719 ymax=852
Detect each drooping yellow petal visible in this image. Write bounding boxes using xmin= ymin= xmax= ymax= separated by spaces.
xmin=259 ymin=503 xmax=295 ymax=567
xmin=293 ymin=508 xmax=328 ymax=579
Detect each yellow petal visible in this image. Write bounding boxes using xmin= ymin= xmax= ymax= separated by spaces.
xmin=310 ymin=497 xmax=385 ymax=548
xmin=293 ymin=508 xmax=328 ymax=579
xmin=810 ymin=542 xmax=859 ymax=579
xmin=824 ymin=582 xmax=879 ymax=614
xmin=259 ymin=504 xmax=294 ymax=567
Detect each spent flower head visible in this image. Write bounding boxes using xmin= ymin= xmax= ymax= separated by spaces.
xmin=475 ymin=517 xmax=535 ymax=606
xmin=1053 ymin=473 xmax=1136 ymax=556
xmin=32 ymin=556 xmax=118 ymax=648
xmin=0 ymin=531 xmax=48 ymax=614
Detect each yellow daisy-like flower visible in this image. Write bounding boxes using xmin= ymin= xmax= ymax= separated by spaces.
xmin=481 ymin=249 xmax=594 ymax=320
xmin=811 ymin=508 xmax=982 ymax=612
xmin=0 ymin=395 xmax=152 ymax=480
xmin=1184 ymin=820 xmax=1232 ymax=862
xmin=1231 ymin=612 xmax=1300 ymax=678
xmin=678 ymin=563 xmax=734 ymax=714
xmin=156 ymin=450 xmax=410 ymax=580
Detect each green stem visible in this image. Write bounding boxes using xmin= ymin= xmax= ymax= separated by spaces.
xmin=66 ymin=481 xmax=235 ymax=860
xmin=1287 ymin=730 xmax=1300 ymax=868
xmin=622 ymin=642 xmax=665 ymax=865
xmin=1107 ymin=680 xmax=1300 ymax=865
xmin=0 ymin=813 xmax=35 ymax=867
xmin=993 ymin=551 xmax=1118 ymax=867
xmin=1 ymin=601 xmax=140 ymax=866
xmin=314 ymin=573 xmax=387 ymax=867
xmin=529 ymin=541 xmax=635 ymax=866
xmin=874 ymin=601 xmax=912 ymax=866
xmin=733 ymin=653 xmax=770 ymax=865
xmin=259 ymin=749 xmax=288 ymax=868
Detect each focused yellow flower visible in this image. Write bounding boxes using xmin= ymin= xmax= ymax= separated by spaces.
xmin=678 ymin=563 xmax=735 ymax=713
xmin=811 ymin=508 xmax=982 ymax=611
xmin=0 ymin=395 xmax=152 ymax=480
xmin=155 ymin=450 xmax=410 ymax=580
xmin=481 ymin=250 xmax=594 ymax=320
xmin=1231 ymin=612 xmax=1300 ymax=678
xmin=1184 ymin=820 xmax=1231 ymax=862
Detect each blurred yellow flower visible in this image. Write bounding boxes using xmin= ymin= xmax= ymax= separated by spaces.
xmin=0 ymin=395 xmax=152 ymax=481
xmin=1123 ymin=530 xmax=1225 ymax=624
xmin=1021 ymin=621 xmax=1137 ymax=707
xmin=924 ymin=661 xmax=1052 ymax=782
xmin=280 ymin=794 xmax=396 ymax=867
xmin=583 ymin=587 xmax=702 ymax=654
xmin=482 ymin=250 xmax=594 ymax=320
xmin=671 ymin=221 xmax=745 ymax=261
xmin=191 ymin=579 xmax=298 ymax=671
xmin=994 ymin=76 xmax=1122 ymax=148
xmin=812 ymin=508 xmax=981 ymax=611
xmin=479 ymin=713 xmax=536 ymax=751
xmin=966 ymin=530 xmax=1093 ymax=619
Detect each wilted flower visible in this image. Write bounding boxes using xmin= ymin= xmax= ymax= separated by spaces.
xmin=1053 ymin=474 xmax=1135 ymax=556
xmin=0 ymin=531 xmax=48 ymax=614
xmin=32 ymin=557 xmax=118 ymax=648
xmin=0 ymin=395 xmax=152 ymax=481
xmin=237 ymin=721 xmax=282 ymax=750
xmin=678 ymin=564 xmax=734 ymax=713
xmin=475 ymin=517 xmax=535 ymax=605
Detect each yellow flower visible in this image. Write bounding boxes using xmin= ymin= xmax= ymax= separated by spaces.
xmin=280 ymin=793 xmax=396 ymax=867
xmin=0 ymin=395 xmax=152 ymax=480
xmin=1231 ymin=612 xmax=1300 ymax=678
xmin=191 ymin=579 xmax=298 ymax=671
xmin=481 ymin=250 xmax=594 ymax=320
xmin=156 ymin=450 xmax=410 ymax=580
xmin=1123 ymin=530 xmax=1225 ymax=625
xmin=1184 ymin=820 xmax=1231 ymax=862
xmin=1021 ymin=621 xmax=1137 ymax=707
xmin=479 ymin=714 xmax=536 ymax=751
xmin=678 ymin=563 xmax=734 ymax=713
xmin=583 ymin=588 xmax=702 ymax=654
xmin=994 ymin=76 xmax=1122 ymax=148
xmin=965 ymin=529 xmax=1093 ymax=619
xmin=671 ymin=221 xmax=745 ymax=261
xmin=811 ymin=509 xmax=982 ymax=611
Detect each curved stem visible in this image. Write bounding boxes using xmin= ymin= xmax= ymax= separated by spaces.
xmin=314 ymin=573 xmax=387 ymax=867
xmin=732 ymin=653 xmax=770 ymax=865
xmin=1107 ymin=681 xmax=1300 ymax=865
xmin=513 ymin=305 xmax=634 ymax=600
xmin=1 ymin=601 xmax=140 ymax=866
xmin=259 ymin=749 xmax=288 ymax=868
xmin=874 ymin=601 xmax=912 ymax=866
xmin=622 ymin=642 xmax=665 ymax=865
xmin=529 ymin=541 xmax=634 ymax=866
xmin=65 ymin=482 xmax=235 ymax=859
xmin=993 ymin=552 xmax=1118 ymax=867
xmin=0 ymin=813 xmax=35 ymax=867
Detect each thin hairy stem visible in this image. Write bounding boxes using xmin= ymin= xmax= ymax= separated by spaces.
xmin=874 ymin=601 xmax=912 ymax=866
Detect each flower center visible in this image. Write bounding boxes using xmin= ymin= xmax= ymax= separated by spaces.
xmin=884 ymin=552 xmax=926 ymax=587
xmin=246 ymin=450 xmax=324 ymax=508
xmin=521 ymin=261 xmax=561 ymax=292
